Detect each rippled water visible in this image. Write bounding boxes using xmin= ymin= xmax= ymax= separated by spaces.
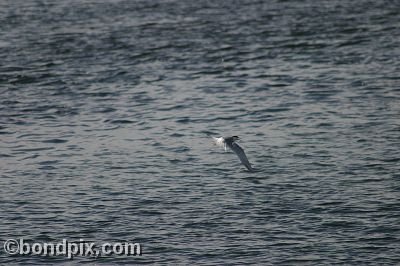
xmin=1 ymin=0 xmax=400 ymax=264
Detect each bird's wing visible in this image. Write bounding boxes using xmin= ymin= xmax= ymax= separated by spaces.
xmin=227 ymin=142 xmax=254 ymax=171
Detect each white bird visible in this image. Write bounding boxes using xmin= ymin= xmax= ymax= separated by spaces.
xmin=212 ymin=136 xmax=254 ymax=172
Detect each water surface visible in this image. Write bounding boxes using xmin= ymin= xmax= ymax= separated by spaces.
xmin=1 ymin=0 xmax=399 ymax=264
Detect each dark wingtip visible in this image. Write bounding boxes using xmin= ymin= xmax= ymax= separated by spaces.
xmin=246 ymin=166 xmax=255 ymax=172
xmin=242 ymin=162 xmax=254 ymax=172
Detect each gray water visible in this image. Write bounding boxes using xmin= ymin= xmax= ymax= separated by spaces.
xmin=1 ymin=0 xmax=400 ymax=264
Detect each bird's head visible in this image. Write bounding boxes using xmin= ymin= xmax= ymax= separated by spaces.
xmin=232 ymin=136 xmax=240 ymax=141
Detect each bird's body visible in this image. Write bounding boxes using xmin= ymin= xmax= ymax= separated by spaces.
xmin=213 ymin=136 xmax=227 ymax=150
xmin=213 ymin=136 xmax=254 ymax=172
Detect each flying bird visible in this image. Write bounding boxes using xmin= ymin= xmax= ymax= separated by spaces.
xmin=212 ymin=136 xmax=254 ymax=172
